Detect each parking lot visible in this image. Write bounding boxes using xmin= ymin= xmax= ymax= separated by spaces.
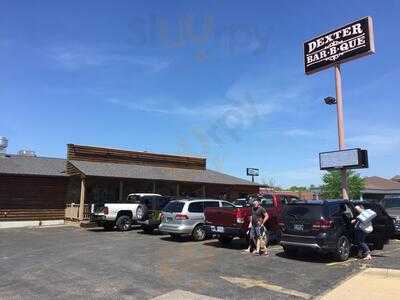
xmin=1 ymin=225 xmax=400 ymax=300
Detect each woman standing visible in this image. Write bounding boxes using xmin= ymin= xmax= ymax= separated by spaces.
xmin=352 ymin=205 xmax=374 ymax=260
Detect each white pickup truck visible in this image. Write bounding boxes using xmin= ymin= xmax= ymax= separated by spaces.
xmin=91 ymin=193 xmax=163 ymax=231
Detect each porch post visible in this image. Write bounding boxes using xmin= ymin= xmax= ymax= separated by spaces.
xmin=152 ymin=181 xmax=156 ymax=193
xmin=119 ymin=181 xmax=124 ymax=202
xmin=202 ymin=185 xmax=206 ymax=198
xmin=176 ymin=183 xmax=180 ymax=197
xmin=78 ymin=177 xmax=86 ymax=221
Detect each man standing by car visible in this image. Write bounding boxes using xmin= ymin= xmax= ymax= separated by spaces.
xmin=244 ymin=199 xmax=269 ymax=253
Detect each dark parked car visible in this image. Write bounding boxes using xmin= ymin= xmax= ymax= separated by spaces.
xmin=381 ymin=197 xmax=400 ymax=237
xmin=280 ymin=200 xmax=394 ymax=261
xmin=136 ymin=196 xmax=172 ymax=233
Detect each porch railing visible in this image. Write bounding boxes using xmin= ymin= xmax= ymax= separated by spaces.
xmin=65 ymin=203 xmax=90 ymax=221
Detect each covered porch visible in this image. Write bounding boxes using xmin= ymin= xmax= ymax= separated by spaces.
xmin=65 ymin=160 xmax=258 ymax=221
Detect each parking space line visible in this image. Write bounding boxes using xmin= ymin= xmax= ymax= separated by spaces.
xmin=152 ymin=290 xmax=220 ymax=300
xmin=221 ymin=276 xmax=312 ymax=299
xmin=326 ymin=258 xmax=358 ymax=266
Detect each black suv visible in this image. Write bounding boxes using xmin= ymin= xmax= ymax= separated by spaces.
xmin=136 ymin=196 xmax=171 ymax=233
xmin=380 ymin=197 xmax=400 ymax=237
xmin=280 ymin=200 xmax=394 ymax=261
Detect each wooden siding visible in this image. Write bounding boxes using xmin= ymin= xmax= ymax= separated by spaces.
xmin=0 ymin=175 xmax=67 ymax=221
xmin=67 ymin=144 xmax=206 ymax=170
xmin=0 ymin=209 xmax=65 ymax=221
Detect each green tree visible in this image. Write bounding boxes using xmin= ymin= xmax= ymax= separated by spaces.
xmin=288 ymin=186 xmax=309 ymax=192
xmin=321 ymin=170 xmax=365 ymax=199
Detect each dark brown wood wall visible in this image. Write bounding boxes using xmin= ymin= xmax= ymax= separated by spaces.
xmin=0 ymin=175 xmax=67 ymax=221
xmin=67 ymin=144 xmax=206 ymax=170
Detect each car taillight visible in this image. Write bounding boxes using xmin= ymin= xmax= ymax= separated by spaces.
xmin=102 ymin=207 xmax=109 ymax=215
xmin=312 ymin=219 xmax=333 ymax=230
xmin=236 ymin=210 xmax=244 ymax=224
xmin=160 ymin=213 xmax=165 ymax=220
xmin=175 ymin=214 xmax=188 ymax=220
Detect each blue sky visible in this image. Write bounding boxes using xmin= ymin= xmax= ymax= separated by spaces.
xmin=1 ymin=0 xmax=399 ymax=187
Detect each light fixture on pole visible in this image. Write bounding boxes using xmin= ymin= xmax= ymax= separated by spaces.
xmin=324 ymin=96 xmax=337 ymax=105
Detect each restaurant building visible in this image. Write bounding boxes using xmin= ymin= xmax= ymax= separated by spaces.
xmin=361 ymin=176 xmax=400 ymax=201
xmin=0 ymin=144 xmax=259 ymax=227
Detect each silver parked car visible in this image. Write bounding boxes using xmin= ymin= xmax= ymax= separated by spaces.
xmin=159 ymin=199 xmax=232 ymax=241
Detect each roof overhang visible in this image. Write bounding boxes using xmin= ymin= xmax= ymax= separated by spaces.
xmin=67 ymin=160 xmax=259 ymax=187
xmin=362 ymin=189 xmax=400 ymax=195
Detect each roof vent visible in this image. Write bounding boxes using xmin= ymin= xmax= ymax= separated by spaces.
xmin=18 ymin=149 xmax=36 ymax=157
xmin=0 ymin=137 xmax=8 ymax=156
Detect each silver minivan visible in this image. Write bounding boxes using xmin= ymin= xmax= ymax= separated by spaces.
xmin=159 ymin=199 xmax=233 ymax=241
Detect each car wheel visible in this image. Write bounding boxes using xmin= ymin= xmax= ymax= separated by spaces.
xmin=334 ymin=236 xmax=350 ymax=261
xmin=283 ymin=245 xmax=298 ymax=256
xmin=170 ymin=233 xmax=179 ymax=240
xmin=116 ymin=215 xmax=132 ymax=231
xmin=373 ymin=241 xmax=384 ymax=250
xmin=218 ymin=236 xmax=233 ymax=245
xmin=192 ymin=224 xmax=206 ymax=241
xmin=136 ymin=205 xmax=148 ymax=221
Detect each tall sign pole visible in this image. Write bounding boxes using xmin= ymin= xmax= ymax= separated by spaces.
xmin=334 ymin=65 xmax=349 ymax=199
xmin=304 ymin=16 xmax=375 ymax=200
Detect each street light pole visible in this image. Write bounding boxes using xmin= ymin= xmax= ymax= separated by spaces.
xmin=334 ymin=64 xmax=349 ymax=200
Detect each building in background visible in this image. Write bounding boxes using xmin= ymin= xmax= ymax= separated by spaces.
xmin=0 ymin=144 xmax=259 ymax=228
xmin=361 ymin=176 xmax=400 ymax=201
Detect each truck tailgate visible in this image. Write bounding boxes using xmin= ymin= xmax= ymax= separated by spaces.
xmin=205 ymin=207 xmax=250 ymax=227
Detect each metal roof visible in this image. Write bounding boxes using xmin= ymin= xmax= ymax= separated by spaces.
xmin=0 ymin=155 xmax=67 ymax=177
xmin=69 ymin=160 xmax=258 ymax=186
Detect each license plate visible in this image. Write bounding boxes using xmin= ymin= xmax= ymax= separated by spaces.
xmin=294 ymin=224 xmax=304 ymax=231
xmin=210 ymin=226 xmax=224 ymax=233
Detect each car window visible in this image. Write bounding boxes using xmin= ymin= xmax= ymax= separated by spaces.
xmin=221 ymin=201 xmax=235 ymax=208
xmin=141 ymin=196 xmax=154 ymax=209
xmin=126 ymin=195 xmax=141 ymax=204
xmin=285 ymin=205 xmax=324 ymax=219
xmin=280 ymin=196 xmax=288 ymax=206
xmin=260 ymin=197 xmax=274 ymax=209
xmin=383 ymin=198 xmax=400 ymax=209
xmin=233 ymin=199 xmax=248 ymax=207
xmin=156 ymin=197 xmax=170 ymax=210
xmin=163 ymin=201 xmax=184 ymax=213
xmin=204 ymin=201 xmax=220 ymax=208
xmin=188 ymin=202 xmax=204 ymax=213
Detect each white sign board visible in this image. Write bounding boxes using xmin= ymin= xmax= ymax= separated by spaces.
xmin=319 ymin=149 xmax=368 ymax=170
xmin=246 ymin=168 xmax=259 ymax=176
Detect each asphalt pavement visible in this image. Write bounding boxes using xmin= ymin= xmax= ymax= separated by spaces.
xmin=0 ymin=225 xmax=399 ymax=299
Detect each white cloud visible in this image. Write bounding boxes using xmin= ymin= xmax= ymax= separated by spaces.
xmin=283 ymin=128 xmax=314 ymax=137
xmin=106 ymin=97 xmax=277 ymax=128
xmin=347 ymin=129 xmax=400 ymax=155
xmin=48 ymin=45 xmax=170 ymax=73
